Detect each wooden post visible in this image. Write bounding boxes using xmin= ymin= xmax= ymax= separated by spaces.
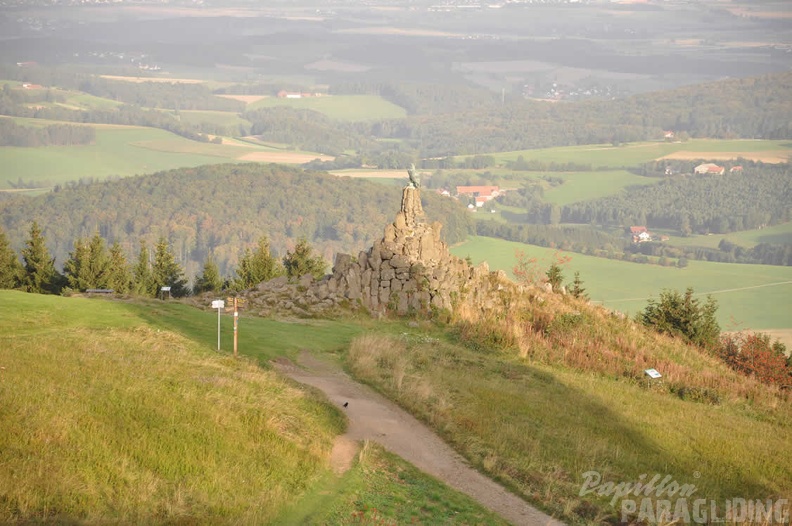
xmin=233 ymin=296 xmax=239 ymax=358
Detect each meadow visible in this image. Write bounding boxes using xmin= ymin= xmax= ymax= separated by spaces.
xmin=480 ymin=139 xmax=792 ymax=169
xmin=451 ymin=236 xmax=792 ymax=330
xmin=0 ymin=291 xmax=511 ymax=525
xmin=0 ymin=123 xmax=330 ymax=190
xmin=666 ymin=221 xmax=792 ymax=249
xmin=246 ymin=95 xmax=407 ymax=122
xmin=540 ymin=169 xmax=658 ymax=206
xmin=347 ymin=327 xmax=792 ymax=525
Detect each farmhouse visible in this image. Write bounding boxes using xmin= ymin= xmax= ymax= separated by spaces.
xmin=694 ymin=163 xmax=725 ymax=175
xmin=730 ymin=165 xmax=743 ymax=173
xmin=277 ymin=90 xmax=323 ymax=99
xmin=456 ymin=185 xmax=500 ymax=207
xmin=629 ymin=226 xmax=652 ymax=243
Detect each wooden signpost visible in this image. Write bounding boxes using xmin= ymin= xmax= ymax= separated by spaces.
xmin=226 ymin=297 xmax=245 ymax=358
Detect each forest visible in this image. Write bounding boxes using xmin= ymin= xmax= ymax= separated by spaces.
xmin=0 ymin=163 xmax=473 ymax=278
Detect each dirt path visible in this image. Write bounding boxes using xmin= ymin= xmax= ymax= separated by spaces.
xmin=272 ymin=351 xmax=563 ymax=526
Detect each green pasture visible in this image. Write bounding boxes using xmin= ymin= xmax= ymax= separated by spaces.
xmin=0 ymin=126 xmax=241 ymax=188
xmin=0 ymin=291 xmax=509 ymax=524
xmin=451 ymin=236 xmax=792 ymax=330
xmin=476 ymin=139 xmax=792 ymax=169
xmin=175 ymin=110 xmax=251 ymax=129
xmin=247 ymin=95 xmax=407 ymax=122
xmin=540 ymin=169 xmax=658 ymax=205
xmin=668 ymin=221 xmax=792 ymax=249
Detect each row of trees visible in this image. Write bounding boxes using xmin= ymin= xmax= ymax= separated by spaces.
xmin=0 ymin=224 xmax=328 ymax=298
xmin=0 ymin=119 xmax=96 ymax=148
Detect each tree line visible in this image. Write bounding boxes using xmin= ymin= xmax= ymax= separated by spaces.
xmin=0 ymin=163 xmax=473 ymax=281
xmin=0 ymin=118 xmax=95 ymax=147
xmin=0 ymin=223 xmax=328 ymax=298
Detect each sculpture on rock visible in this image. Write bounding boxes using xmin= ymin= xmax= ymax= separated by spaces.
xmin=407 ymin=163 xmax=420 ymax=188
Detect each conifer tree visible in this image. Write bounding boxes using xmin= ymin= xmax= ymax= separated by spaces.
xmin=0 ymin=227 xmax=22 ymax=289
xmin=133 ymin=241 xmax=156 ymax=297
xmin=21 ymin=222 xmax=61 ymax=294
xmin=107 ymin=242 xmax=132 ymax=294
xmin=194 ymin=256 xmax=223 ymax=294
xmin=63 ymin=237 xmax=91 ymax=291
xmin=152 ymin=237 xmax=188 ymax=297
xmin=568 ymin=271 xmax=588 ymax=300
xmin=283 ymin=237 xmax=327 ymax=281
xmin=233 ymin=235 xmax=284 ymax=290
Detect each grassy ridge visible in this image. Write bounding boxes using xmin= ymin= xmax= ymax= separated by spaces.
xmin=345 ymin=311 xmax=792 ymax=524
xmin=452 ymin=236 xmax=792 ymax=329
xmin=0 ymin=292 xmax=523 ymax=524
xmin=0 ymin=291 xmax=344 ymax=523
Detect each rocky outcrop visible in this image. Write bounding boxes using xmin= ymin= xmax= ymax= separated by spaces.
xmin=241 ymin=187 xmax=514 ymax=318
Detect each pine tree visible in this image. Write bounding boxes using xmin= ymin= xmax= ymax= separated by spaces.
xmin=545 ymin=262 xmax=564 ymax=293
xmin=107 ymin=242 xmax=132 ymax=294
xmin=63 ymin=237 xmax=91 ymax=291
xmin=233 ymin=235 xmax=284 ymax=290
xmin=152 ymin=237 xmax=188 ymax=298
xmin=283 ymin=237 xmax=327 ymax=281
xmin=133 ymin=241 xmax=156 ymax=297
xmin=568 ymin=271 xmax=588 ymax=300
xmin=0 ymin=227 xmax=22 ymax=289
xmin=194 ymin=256 xmax=223 ymax=294
xmin=21 ymin=222 xmax=61 ymax=294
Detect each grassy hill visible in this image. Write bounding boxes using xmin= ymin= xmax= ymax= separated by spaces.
xmin=0 ymin=291 xmax=510 ymax=525
xmin=451 ymin=235 xmax=792 ymax=330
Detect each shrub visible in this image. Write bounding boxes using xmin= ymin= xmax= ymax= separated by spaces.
xmin=718 ymin=332 xmax=792 ymax=387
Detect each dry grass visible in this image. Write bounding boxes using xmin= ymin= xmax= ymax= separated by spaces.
xmin=344 ymin=288 xmax=792 ymax=523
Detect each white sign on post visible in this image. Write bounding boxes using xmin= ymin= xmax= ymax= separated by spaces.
xmin=211 ymin=300 xmax=225 ymax=351
xmin=644 ymin=368 xmax=662 ymax=379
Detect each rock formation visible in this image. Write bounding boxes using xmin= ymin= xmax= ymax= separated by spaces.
xmin=241 ymin=186 xmax=511 ymax=318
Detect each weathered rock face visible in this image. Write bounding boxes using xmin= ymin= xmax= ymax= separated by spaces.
xmin=241 ymin=187 xmax=514 ymax=318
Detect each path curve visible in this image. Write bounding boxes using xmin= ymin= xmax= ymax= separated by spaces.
xmin=272 ymin=351 xmax=563 ymax=526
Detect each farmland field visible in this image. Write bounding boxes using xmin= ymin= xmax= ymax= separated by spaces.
xmin=480 ymin=139 xmax=792 ymax=169
xmin=451 ymin=236 xmax=792 ymax=330
xmin=667 ymin=222 xmax=792 ymax=249
xmin=246 ymin=95 xmax=407 ymax=122
xmin=0 ymin=124 xmax=332 ymax=190
xmin=176 ymin=110 xmax=251 ymax=129
xmin=540 ymin=169 xmax=658 ymax=205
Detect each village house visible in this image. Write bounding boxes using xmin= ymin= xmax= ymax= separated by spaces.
xmin=694 ymin=163 xmax=725 ymax=175
xmin=456 ymin=185 xmax=500 ymax=207
xmin=629 ymin=226 xmax=652 ymax=243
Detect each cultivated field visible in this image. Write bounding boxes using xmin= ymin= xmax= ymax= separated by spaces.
xmin=483 ymin=139 xmax=792 ymax=169
xmin=246 ymin=95 xmax=407 ymax=122
xmin=667 ymin=221 xmax=792 ymax=249
xmin=0 ymin=124 xmax=332 ymax=190
xmin=451 ymin=236 xmax=792 ymax=330
xmin=540 ymin=169 xmax=658 ymax=205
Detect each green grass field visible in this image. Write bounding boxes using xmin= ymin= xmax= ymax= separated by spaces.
xmin=667 ymin=221 xmax=792 ymax=249
xmin=0 ymin=291 xmax=513 ymax=524
xmin=0 ymin=126 xmax=237 ymax=189
xmin=174 ymin=110 xmax=251 ymax=129
xmin=477 ymin=139 xmax=792 ymax=169
xmin=541 ymin=169 xmax=658 ymax=205
xmin=246 ymin=95 xmax=407 ymax=122
xmin=451 ymin=236 xmax=792 ymax=330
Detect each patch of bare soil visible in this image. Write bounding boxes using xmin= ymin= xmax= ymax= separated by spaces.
xmin=272 ymin=351 xmax=562 ymax=526
xmin=330 ymin=170 xmax=406 ymax=179
xmin=238 ymin=151 xmax=333 ymax=163
xmin=216 ymin=94 xmax=269 ymax=104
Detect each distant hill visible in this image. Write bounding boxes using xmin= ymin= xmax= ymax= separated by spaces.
xmin=0 ymin=163 xmax=473 ymax=278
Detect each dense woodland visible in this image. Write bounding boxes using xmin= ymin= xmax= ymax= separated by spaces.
xmin=0 ymin=163 xmax=473 ymax=278
xmin=561 ymin=164 xmax=792 ymax=234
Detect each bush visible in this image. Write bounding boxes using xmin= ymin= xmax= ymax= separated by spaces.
xmin=637 ymin=287 xmax=720 ymax=349
xmin=718 ymin=332 xmax=792 ymax=387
